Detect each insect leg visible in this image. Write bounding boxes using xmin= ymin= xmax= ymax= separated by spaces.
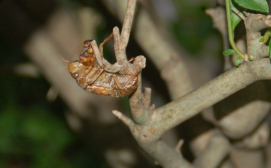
xmin=90 ymin=55 xmax=96 ymax=66
xmin=87 ymin=68 xmax=105 ymax=85
xmin=128 ymin=57 xmax=135 ymax=63
xmin=113 ymin=70 xmax=141 ymax=89
xmin=81 ymin=65 xmax=94 ymax=78
xmin=112 ymin=74 xmax=123 ymax=88
xmin=79 ymin=48 xmax=88 ymax=59
xmin=112 ymin=70 xmax=140 ymax=96
xmin=123 ymin=70 xmax=141 ymax=88
xmin=99 ymin=33 xmax=113 ymax=58
xmin=112 ymin=75 xmax=126 ymax=96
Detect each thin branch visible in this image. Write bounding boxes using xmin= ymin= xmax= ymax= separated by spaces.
xmin=91 ymin=40 xmax=123 ymax=73
xmin=112 ymin=110 xmax=135 ymax=127
xmin=120 ymin=0 xmax=137 ymax=50
xmin=113 ymin=26 xmax=121 ymax=58
xmin=90 ymin=40 xmax=105 ymax=68
xmin=231 ymin=8 xmax=246 ymax=21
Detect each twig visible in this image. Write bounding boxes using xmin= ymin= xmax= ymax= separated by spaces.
xmin=91 ymin=40 xmax=123 ymax=73
xmin=120 ymin=0 xmax=136 ymax=50
xmin=89 ymin=0 xmax=145 ymax=75
xmin=113 ymin=27 xmax=121 ymax=59
xmin=231 ymin=8 xmax=246 ymax=21
xmin=112 ymin=110 xmax=135 ymax=127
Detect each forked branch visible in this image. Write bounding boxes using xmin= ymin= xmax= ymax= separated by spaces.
xmin=90 ymin=0 xmax=144 ymax=75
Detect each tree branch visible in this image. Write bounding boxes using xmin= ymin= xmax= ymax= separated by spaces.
xmin=245 ymin=13 xmax=271 ymax=32
xmin=120 ymin=0 xmax=136 ymax=50
xmin=128 ymin=59 xmax=271 ymax=143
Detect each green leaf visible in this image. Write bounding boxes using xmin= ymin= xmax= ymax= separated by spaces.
xmin=235 ymin=56 xmax=242 ymax=66
xmin=223 ymin=49 xmax=237 ymax=55
xmin=259 ymin=37 xmax=264 ymax=42
xmin=233 ymin=0 xmax=269 ymax=13
xmin=230 ymin=0 xmax=242 ymax=34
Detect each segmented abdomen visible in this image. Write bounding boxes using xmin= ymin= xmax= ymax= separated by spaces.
xmin=86 ymin=73 xmax=138 ymax=97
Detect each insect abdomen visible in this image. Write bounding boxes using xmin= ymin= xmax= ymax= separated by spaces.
xmin=86 ymin=74 xmax=138 ymax=97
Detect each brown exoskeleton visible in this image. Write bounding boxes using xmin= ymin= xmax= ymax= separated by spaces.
xmin=66 ymin=34 xmax=140 ymax=97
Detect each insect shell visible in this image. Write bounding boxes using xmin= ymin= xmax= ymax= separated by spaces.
xmin=67 ymin=40 xmax=138 ymax=97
